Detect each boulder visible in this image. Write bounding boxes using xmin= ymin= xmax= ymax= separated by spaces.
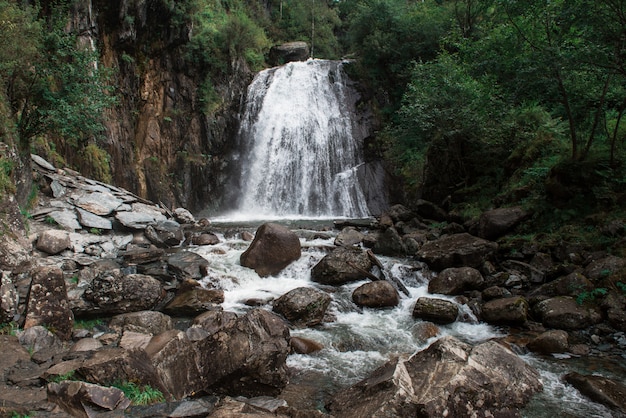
xmin=145 ymin=220 xmax=184 ymax=248
xmin=74 ymin=191 xmax=123 ymax=216
xmin=533 ymin=296 xmax=599 ymax=330
xmin=0 ymin=196 xmax=31 ymax=270
xmin=411 ymin=322 xmax=440 ymax=343
xmin=115 ymin=211 xmax=159 ymax=230
xmin=82 ymin=271 xmax=164 ymax=315
xmin=564 ymin=372 xmax=626 ymax=415
xmin=327 ymin=336 xmax=542 ymax=417
xmin=528 ymin=272 xmax=593 ymax=298
xmin=311 ymin=247 xmax=373 ymax=286
xmin=428 ymin=267 xmax=484 ymax=295
xmin=145 ymin=329 xmax=204 ymax=399
xmin=109 ymin=310 xmax=174 ymax=335
xmin=48 ymin=209 xmax=81 ymax=231
xmin=386 ymin=204 xmax=416 ymax=223
xmin=334 ymin=227 xmax=364 ymax=247
xmin=76 ymin=208 xmax=112 ymax=230
xmin=191 ymin=232 xmax=220 ymax=246
xmin=290 ymin=336 xmax=324 ymax=354
xmin=197 ymin=308 xmax=290 ymax=397
xmin=240 ymin=223 xmax=301 ymax=277
xmin=527 ymin=330 xmax=569 ymax=354
xmin=417 ymin=233 xmax=497 ymax=271
xmin=192 ymin=309 xmax=238 ymax=335
xmin=164 ymin=287 xmax=225 ymax=316
xmin=24 ymin=266 xmax=74 ymax=340
xmin=268 ymin=41 xmax=309 ymax=65
xmin=272 ymin=287 xmax=331 ymax=327
xmin=47 ymin=381 xmax=131 ymax=418
xmin=352 ymin=281 xmax=399 ymax=308
xmin=414 ymin=199 xmax=447 ymax=222
xmin=584 ymin=255 xmax=626 ymax=281
xmin=36 ymin=229 xmax=71 ymax=255
xmin=412 ymin=297 xmax=459 ymax=325
xmin=77 ymin=347 xmax=167 ymax=396
xmin=481 ymin=296 xmax=529 ymax=325
xmin=372 ymin=227 xmax=406 ymax=256
xmin=173 ymin=207 xmax=195 ymax=224
xmin=475 ymin=206 xmax=529 ymax=240
xmin=167 ymin=251 xmax=209 ymax=280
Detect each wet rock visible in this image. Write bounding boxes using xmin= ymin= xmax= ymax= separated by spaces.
xmin=164 ymin=287 xmax=225 ymax=316
xmin=411 ymin=321 xmax=440 ymax=343
xmin=146 ymin=329 xmax=204 ymax=399
xmin=272 ymin=287 xmax=331 ymax=327
xmin=290 ymin=336 xmax=324 ymax=354
xmin=481 ymin=296 xmax=529 ymax=325
xmin=47 ymin=380 xmax=131 ymax=417
xmin=327 ymin=336 xmax=542 ymax=418
xmin=335 ymin=227 xmax=364 ymax=247
xmin=191 ymin=232 xmax=220 ymax=245
xmin=241 ymin=231 xmax=255 ymax=241
xmin=36 ymin=229 xmax=71 ymax=255
xmin=311 ymin=246 xmax=373 ymax=286
xmin=167 ymin=250 xmax=209 ymax=280
xmin=24 ymin=266 xmax=74 ymax=340
xmin=82 ymin=271 xmax=164 ymax=315
xmin=501 ymin=259 xmax=545 ymax=284
xmin=428 ymin=267 xmax=484 ymax=295
xmin=120 ymin=245 xmax=166 ymax=265
xmin=109 ymin=310 xmax=174 ymax=335
xmin=475 ymin=206 xmax=529 ymax=240
xmin=412 ymin=297 xmax=459 ymax=325
xmin=481 ymin=286 xmax=511 ymax=301
xmin=352 ymin=281 xmax=399 ymax=308
xmin=240 ymin=223 xmax=302 ymax=277
xmin=414 ymin=199 xmax=447 ymax=222
xmin=386 ymin=204 xmax=417 ymax=223
xmin=372 ymin=227 xmax=406 ymax=256
xmin=268 ymin=41 xmax=309 ymax=65
xmin=417 ymin=233 xmax=497 ymax=271
xmin=564 ymin=372 xmax=626 ymax=415
xmin=527 ymin=330 xmax=569 ymax=354
xmin=533 ymin=296 xmax=600 ymax=330
xmin=198 ymin=308 xmax=290 ymax=397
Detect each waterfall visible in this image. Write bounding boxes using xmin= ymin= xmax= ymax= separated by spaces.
xmin=232 ymin=60 xmax=373 ymax=219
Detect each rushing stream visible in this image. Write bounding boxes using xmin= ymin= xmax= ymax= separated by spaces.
xmin=192 ymin=222 xmax=620 ymax=417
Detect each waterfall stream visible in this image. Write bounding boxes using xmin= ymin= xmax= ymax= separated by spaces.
xmin=229 ymin=60 xmax=374 ymax=220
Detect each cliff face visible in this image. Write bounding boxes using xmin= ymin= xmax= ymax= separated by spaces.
xmin=69 ymin=0 xmax=253 ymax=213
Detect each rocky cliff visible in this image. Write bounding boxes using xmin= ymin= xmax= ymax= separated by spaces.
xmin=64 ymin=0 xmax=253 ymax=213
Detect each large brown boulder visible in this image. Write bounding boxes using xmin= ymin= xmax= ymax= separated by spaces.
xmin=481 ymin=296 xmax=529 ymax=325
xmin=528 ymin=272 xmax=593 ymax=298
xmin=412 ymin=297 xmax=459 ymax=325
xmin=327 ymin=336 xmax=542 ymax=417
xmin=24 ymin=266 xmax=74 ymax=340
xmin=36 ymin=229 xmax=71 ymax=255
xmin=527 ymin=330 xmax=569 ymax=354
xmin=197 ymin=308 xmax=290 ymax=397
xmin=47 ymin=381 xmax=131 ymax=418
xmin=565 ymin=372 xmax=626 ymax=415
xmin=372 ymin=227 xmax=407 ymax=256
xmin=533 ymin=296 xmax=600 ymax=330
xmin=311 ymin=246 xmax=373 ymax=286
xmin=272 ymin=287 xmax=331 ymax=327
xmin=417 ymin=233 xmax=497 ymax=271
xmin=240 ymin=223 xmax=301 ymax=277
xmin=109 ymin=311 xmax=174 ymax=335
xmin=475 ymin=206 xmax=529 ymax=240
xmin=352 ymin=281 xmax=399 ymax=308
xmin=428 ymin=267 xmax=484 ymax=295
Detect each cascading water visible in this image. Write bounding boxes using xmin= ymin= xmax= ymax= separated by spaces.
xmin=231 ymin=59 xmax=373 ymax=219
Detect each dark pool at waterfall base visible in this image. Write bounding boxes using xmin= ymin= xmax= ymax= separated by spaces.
xmin=192 ymin=219 xmax=623 ymax=417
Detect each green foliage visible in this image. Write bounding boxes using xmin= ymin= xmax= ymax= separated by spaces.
xmin=0 ymin=321 xmax=20 ymax=335
xmin=78 ymin=144 xmax=112 ymax=184
xmin=74 ymin=318 xmax=103 ymax=330
xmin=89 ymin=227 xmax=102 ymax=235
xmin=576 ymin=287 xmax=608 ymax=305
xmin=0 ymin=154 xmax=15 ymax=196
xmin=617 ymin=282 xmax=626 ymax=294
xmin=44 ymin=216 xmax=57 ymax=225
xmin=113 ymin=381 xmax=165 ymax=406
xmin=47 ymin=370 xmax=76 ymax=383
xmin=10 ymin=413 xmax=31 ymax=418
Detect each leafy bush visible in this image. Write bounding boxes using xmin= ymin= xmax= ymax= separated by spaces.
xmin=113 ymin=381 xmax=165 ymax=406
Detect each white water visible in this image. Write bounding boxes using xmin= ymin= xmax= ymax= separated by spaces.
xmin=192 ymin=227 xmax=621 ymax=416
xmin=231 ymin=60 xmax=370 ymax=219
